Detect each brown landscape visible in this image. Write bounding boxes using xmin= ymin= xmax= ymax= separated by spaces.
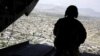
xmin=0 ymin=11 xmax=100 ymax=54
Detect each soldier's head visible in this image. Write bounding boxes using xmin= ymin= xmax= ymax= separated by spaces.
xmin=65 ymin=5 xmax=78 ymax=18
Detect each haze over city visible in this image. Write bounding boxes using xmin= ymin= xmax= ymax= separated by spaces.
xmin=33 ymin=0 xmax=100 ymax=17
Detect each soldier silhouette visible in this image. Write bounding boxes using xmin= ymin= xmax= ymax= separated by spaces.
xmin=53 ymin=5 xmax=87 ymax=56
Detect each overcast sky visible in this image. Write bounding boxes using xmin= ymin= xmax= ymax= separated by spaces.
xmin=37 ymin=0 xmax=100 ymax=12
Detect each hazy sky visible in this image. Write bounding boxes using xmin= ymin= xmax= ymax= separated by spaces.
xmin=37 ymin=0 xmax=100 ymax=12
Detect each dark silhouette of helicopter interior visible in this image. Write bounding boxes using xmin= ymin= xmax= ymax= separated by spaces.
xmin=0 ymin=0 xmax=38 ymax=32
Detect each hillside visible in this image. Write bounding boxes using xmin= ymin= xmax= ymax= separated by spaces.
xmin=0 ymin=12 xmax=100 ymax=54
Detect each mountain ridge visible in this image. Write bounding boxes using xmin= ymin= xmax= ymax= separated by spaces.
xmin=34 ymin=4 xmax=100 ymax=17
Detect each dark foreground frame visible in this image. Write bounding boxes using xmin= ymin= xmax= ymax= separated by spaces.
xmin=0 ymin=0 xmax=39 ymax=32
xmin=0 ymin=41 xmax=99 ymax=56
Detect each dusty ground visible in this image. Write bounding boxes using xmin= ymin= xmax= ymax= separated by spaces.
xmin=0 ymin=12 xmax=100 ymax=55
